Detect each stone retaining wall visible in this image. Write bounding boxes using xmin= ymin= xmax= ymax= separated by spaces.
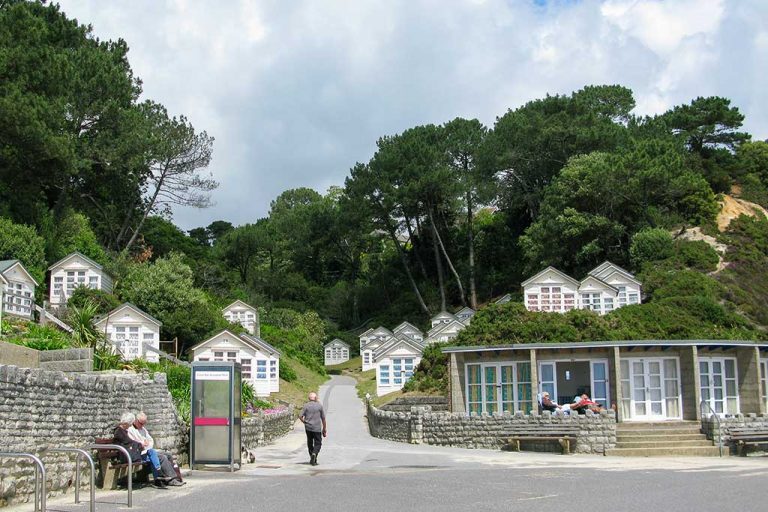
xmin=0 ymin=364 xmax=187 ymax=507
xmin=380 ymin=396 xmax=450 ymax=412
xmin=241 ymin=408 xmax=295 ymax=450
xmin=367 ymin=402 xmax=616 ymax=454
xmin=701 ymin=413 xmax=768 ymax=454
xmin=0 ymin=341 xmax=92 ymax=373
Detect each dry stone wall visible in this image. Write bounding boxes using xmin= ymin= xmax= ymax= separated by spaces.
xmin=367 ymin=401 xmax=616 ymax=454
xmin=0 ymin=342 xmax=92 ymax=373
xmin=0 ymin=364 xmax=187 ymax=507
xmin=241 ymin=408 xmax=295 ymax=450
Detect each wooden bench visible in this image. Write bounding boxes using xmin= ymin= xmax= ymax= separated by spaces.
xmin=729 ymin=428 xmax=768 ymax=456
xmin=506 ymin=428 xmax=579 ymax=455
xmin=93 ymin=438 xmax=150 ymax=489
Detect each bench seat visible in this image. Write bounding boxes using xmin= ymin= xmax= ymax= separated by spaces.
xmin=728 ymin=429 xmax=768 ymax=456
xmin=506 ymin=431 xmax=578 ymax=455
xmin=93 ymin=438 xmax=150 ymax=489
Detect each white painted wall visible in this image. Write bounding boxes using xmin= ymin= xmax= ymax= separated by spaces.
xmin=2 ymin=264 xmax=35 ymax=318
xmin=95 ymin=307 xmax=160 ymax=363
xmin=49 ymin=255 xmax=112 ymax=308
xmin=375 ymin=345 xmax=422 ymax=397
xmin=192 ymin=333 xmax=278 ymax=396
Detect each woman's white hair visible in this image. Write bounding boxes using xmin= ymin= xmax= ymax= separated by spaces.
xmin=120 ymin=412 xmax=136 ymax=425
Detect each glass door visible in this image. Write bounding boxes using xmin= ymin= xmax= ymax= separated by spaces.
xmin=538 ymin=362 xmax=556 ymax=402
xmin=625 ymin=357 xmax=680 ymax=420
xmin=700 ymin=357 xmax=739 ymax=416
xmin=590 ymin=361 xmax=610 ymax=408
xmin=500 ymin=365 xmax=515 ymax=413
xmin=484 ymin=366 xmax=498 ymax=414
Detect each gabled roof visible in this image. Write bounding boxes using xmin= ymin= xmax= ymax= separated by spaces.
xmin=455 ymin=307 xmax=476 ymax=317
xmin=359 ymin=328 xmax=375 ymax=338
xmin=495 ymin=293 xmax=512 ymax=304
xmin=189 ymin=329 xmax=246 ymax=353
xmin=373 ymin=334 xmax=424 ymax=360
xmin=0 ymin=259 xmax=39 ymax=286
xmin=222 ymin=299 xmax=257 ymax=312
xmin=521 ymin=266 xmax=580 ymax=288
xmin=240 ymin=333 xmax=281 ymax=356
xmin=578 ymin=275 xmax=618 ymax=294
xmin=0 ymin=273 xmax=7 ymax=286
xmin=95 ymin=302 xmax=162 ymax=327
xmin=598 ymin=268 xmax=642 ymax=287
xmin=362 ymin=336 xmax=392 ymax=350
xmin=370 ymin=326 xmax=393 ymax=337
xmin=427 ymin=319 xmax=467 ymax=339
xmin=325 ymin=338 xmax=350 ymax=349
xmin=588 ymin=261 xmax=636 ymax=281
xmin=431 ymin=311 xmax=459 ymax=325
xmin=393 ymin=321 xmax=423 ymax=335
xmin=48 ymin=251 xmax=105 ymax=272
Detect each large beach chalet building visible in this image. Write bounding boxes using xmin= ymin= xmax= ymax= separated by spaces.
xmin=48 ymin=252 xmax=113 ymax=309
xmin=360 ymin=326 xmax=394 ymax=371
xmin=324 ymin=338 xmax=351 ymax=366
xmin=374 ymin=334 xmax=424 ymax=397
xmin=443 ymin=340 xmax=768 ymax=421
xmin=522 ymin=262 xmax=641 ymax=315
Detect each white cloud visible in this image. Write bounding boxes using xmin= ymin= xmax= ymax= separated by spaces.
xmin=54 ymin=0 xmax=768 ymax=229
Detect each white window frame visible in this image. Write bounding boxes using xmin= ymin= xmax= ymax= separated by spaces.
xmin=699 ymin=356 xmax=739 ymax=417
xmin=465 ymin=361 xmax=533 ymax=415
xmin=538 ymin=358 xmax=612 ymax=409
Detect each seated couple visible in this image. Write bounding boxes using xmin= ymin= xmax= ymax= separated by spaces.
xmin=114 ymin=411 xmax=185 ymax=488
xmin=540 ymin=392 xmax=605 ymax=414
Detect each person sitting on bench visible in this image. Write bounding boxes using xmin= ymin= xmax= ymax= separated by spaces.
xmin=128 ymin=411 xmax=184 ymax=486
xmin=114 ymin=412 xmax=172 ymax=488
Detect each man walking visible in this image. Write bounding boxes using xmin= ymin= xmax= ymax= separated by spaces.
xmin=299 ymin=392 xmax=326 ymax=466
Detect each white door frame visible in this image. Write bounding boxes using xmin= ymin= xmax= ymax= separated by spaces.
xmin=622 ymin=356 xmax=682 ymax=421
xmin=465 ymin=361 xmax=532 ymax=415
xmin=537 ymin=359 xmax=611 ymax=408
xmin=699 ymin=356 xmax=740 ymax=417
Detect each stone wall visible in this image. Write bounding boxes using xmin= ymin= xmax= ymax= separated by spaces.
xmin=241 ymin=408 xmax=295 ymax=450
xmin=701 ymin=413 xmax=768 ymax=454
xmin=0 ymin=341 xmax=92 ymax=373
xmin=380 ymin=396 xmax=449 ymax=412
xmin=367 ymin=401 xmax=616 ymax=454
xmin=0 ymin=364 xmax=187 ymax=507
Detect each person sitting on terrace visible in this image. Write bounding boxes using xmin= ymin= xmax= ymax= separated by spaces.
xmin=572 ymin=393 xmax=604 ymax=414
xmin=540 ymin=392 xmax=564 ymax=413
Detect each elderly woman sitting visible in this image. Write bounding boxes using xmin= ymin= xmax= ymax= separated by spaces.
xmin=114 ymin=412 xmax=175 ymax=488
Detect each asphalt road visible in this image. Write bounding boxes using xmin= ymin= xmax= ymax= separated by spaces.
xmin=20 ymin=376 xmax=768 ymax=512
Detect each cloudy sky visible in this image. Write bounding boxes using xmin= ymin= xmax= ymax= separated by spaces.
xmin=55 ymin=0 xmax=768 ymax=231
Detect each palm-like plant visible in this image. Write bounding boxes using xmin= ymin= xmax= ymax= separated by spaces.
xmin=67 ymin=300 xmax=103 ymax=348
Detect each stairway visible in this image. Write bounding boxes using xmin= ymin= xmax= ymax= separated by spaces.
xmin=605 ymin=421 xmax=724 ymax=457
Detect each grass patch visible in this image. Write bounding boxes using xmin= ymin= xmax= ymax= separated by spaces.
xmin=271 ymin=354 xmax=329 ymax=410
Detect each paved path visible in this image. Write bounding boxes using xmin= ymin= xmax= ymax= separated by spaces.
xmin=16 ymin=375 xmax=768 ymax=512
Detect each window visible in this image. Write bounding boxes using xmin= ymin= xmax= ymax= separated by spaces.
xmin=526 ymin=294 xmax=539 ymax=311
xmin=700 ymin=357 xmax=739 ymax=415
xmin=325 ymin=350 xmax=332 ymax=358
xmin=128 ymin=327 xmax=139 ymax=340
xmin=270 ymin=360 xmax=277 ymax=379
xmin=241 ymin=358 xmax=252 ymax=379
xmin=226 ymin=351 xmax=238 ymax=362
xmin=53 ymin=276 xmax=63 ymax=294
xmin=198 ymin=358 xmax=209 ymax=362
xmin=581 ymin=293 xmax=602 ymax=312
xmin=363 ymin=352 xmax=371 ymax=364
xmin=628 ymin=292 xmax=639 ymax=304
xmin=466 ymin=361 xmax=532 ymax=415
xmin=618 ymin=286 xmax=627 ymax=306
xmin=379 ymin=365 xmax=390 ymax=385
xmin=88 ymin=275 xmax=99 ymax=289
xmin=114 ymin=327 xmax=126 ymax=340
xmin=213 ymin=351 xmax=224 ymax=361
xmin=256 ymin=360 xmax=267 ymax=379
xmin=603 ymin=297 xmax=614 ymax=312
xmin=143 ymin=332 xmax=154 ymax=341
xmin=563 ymin=293 xmax=575 ymax=311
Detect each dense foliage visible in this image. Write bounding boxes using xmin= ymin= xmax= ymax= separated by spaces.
xmin=3 ymin=2 xmax=768 ymax=383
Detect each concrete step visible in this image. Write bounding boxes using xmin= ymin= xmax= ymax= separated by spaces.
xmin=617 ymin=433 xmax=708 ymax=442
xmin=615 ymin=440 xmax=714 ymax=449
xmin=605 ymin=446 xmax=724 ymax=457
xmin=617 ymin=421 xmax=700 ymax=429
xmin=616 ymin=426 xmax=703 ymax=435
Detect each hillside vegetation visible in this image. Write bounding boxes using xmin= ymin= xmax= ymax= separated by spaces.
xmin=3 ymin=2 xmax=768 ymax=393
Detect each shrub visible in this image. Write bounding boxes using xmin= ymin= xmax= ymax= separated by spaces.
xmin=630 ymin=228 xmax=674 ymax=268
xmin=0 ymin=217 xmax=46 ymax=283
xmin=279 ymin=360 xmax=298 ymax=382
xmin=674 ymin=240 xmax=720 ymax=272
xmin=68 ymin=287 xmax=121 ymax=315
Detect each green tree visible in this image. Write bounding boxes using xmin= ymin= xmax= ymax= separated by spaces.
xmin=629 ymin=228 xmax=674 ymax=268
xmin=0 ymin=217 xmax=46 ymax=282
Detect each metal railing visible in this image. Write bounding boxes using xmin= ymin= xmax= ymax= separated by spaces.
xmin=87 ymin=444 xmax=134 ymax=508
xmin=700 ymin=400 xmax=724 ymax=457
xmin=42 ymin=448 xmax=95 ymax=512
xmin=0 ymin=452 xmax=46 ymax=512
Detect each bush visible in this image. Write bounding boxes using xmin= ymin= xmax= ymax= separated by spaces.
xmin=279 ymin=360 xmax=297 ymax=382
xmin=0 ymin=217 xmax=46 ymax=283
xmin=68 ymin=287 xmax=121 ymax=315
xmin=674 ymin=240 xmax=720 ymax=272
xmin=630 ymin=228 xmax=674 ymax=268
xmin=404 ymin=344 xmax=448 ymax=394
xmin=5 ymin=321 xmax=71 ymax=350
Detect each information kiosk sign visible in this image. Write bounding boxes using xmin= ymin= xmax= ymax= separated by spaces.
xmin=190 ymin=361 xmax=242 ymax=471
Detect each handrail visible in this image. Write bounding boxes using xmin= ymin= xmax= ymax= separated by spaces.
xmin=42 ymin=448 xmax=95 ymax=512
xmin=699 ymin=400 xmax=724 ymax=457
xmin=0 ymin=452 xmax=46 ymax=512
xmin=87 ymin=444 xmax=134 ymax=508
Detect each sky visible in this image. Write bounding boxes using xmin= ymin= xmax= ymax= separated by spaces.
xmin=55 ymin=0 xmax=768 ymax=231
